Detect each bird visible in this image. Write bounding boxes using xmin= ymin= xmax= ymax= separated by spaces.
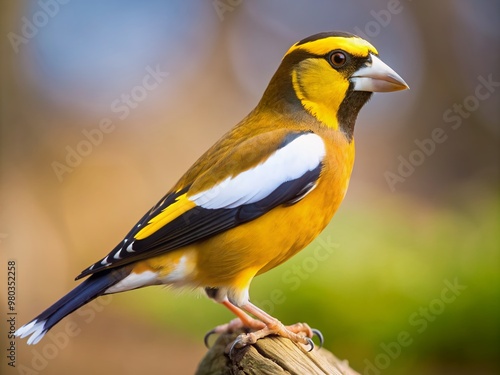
xmin=16 ymin=31 xmax=408 ymax=351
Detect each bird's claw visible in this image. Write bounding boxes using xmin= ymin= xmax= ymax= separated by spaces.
xmin=305 ymin=336 xmax=315 ymax=352
xmin=204 ymin=329 xmax=217 ymax=348
xmin=204 ymin=317 xmax=255 ymax=348
xmin=228 ymin=332 xmax=257 ymax=359
xmin=303 ymin=328 xmax=323 ymax=351
xmin=228 ymin=336 xmax=242 ymax=359
xmin=311 ymin=328 xmax=324 ymax=349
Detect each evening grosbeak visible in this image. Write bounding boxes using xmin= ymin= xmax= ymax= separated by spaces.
xmin=16 ymin=31 xmax=408 ymax=350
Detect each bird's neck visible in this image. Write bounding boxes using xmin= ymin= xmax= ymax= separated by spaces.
xmin=336 ymin=90 xmax=372 ymax=141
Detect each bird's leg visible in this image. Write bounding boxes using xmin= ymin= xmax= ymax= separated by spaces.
xmin=230 ymin=301 xmax=321 ymax=352
xmin=204 ymin=300 xmax=265 ymax=347
xmin=214 ymin=300 xmax=267 ymax=332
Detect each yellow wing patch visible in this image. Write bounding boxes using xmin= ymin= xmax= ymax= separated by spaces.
xmin=134 ymin=193 xmax=196 ymax=240
xmin=286 ymin=36 xmax=378 ymax=58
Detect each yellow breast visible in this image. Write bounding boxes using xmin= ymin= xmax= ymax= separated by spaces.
xmin=193 ymin=129 xmax=354 ymax=288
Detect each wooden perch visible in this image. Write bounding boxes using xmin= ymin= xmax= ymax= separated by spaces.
xmin=196 ymin=330 xmax=360 ymax=375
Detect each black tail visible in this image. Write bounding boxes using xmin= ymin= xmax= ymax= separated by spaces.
xmin=16 ymin=268 xmax=128 ymax=344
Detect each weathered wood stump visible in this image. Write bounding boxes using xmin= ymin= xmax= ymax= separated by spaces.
xmin=196 ymin=330 xmax=360 ymax=375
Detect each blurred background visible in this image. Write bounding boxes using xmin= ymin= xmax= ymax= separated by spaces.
xmin=0 ymin=1 xmax=498 ymax=374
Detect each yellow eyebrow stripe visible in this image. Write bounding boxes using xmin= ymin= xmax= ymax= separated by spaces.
xmin=134 ymin=193 xmax=196 ymax=240
xmin=285 ymin=36 xmax=378 ymax=58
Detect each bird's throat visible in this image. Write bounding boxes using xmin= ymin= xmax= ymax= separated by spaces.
xmin=337 ymin=91 xmax=372 ymax=142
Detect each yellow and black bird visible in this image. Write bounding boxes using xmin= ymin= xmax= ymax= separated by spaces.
xmin=16 ymin=31 xmax=408 ymax=349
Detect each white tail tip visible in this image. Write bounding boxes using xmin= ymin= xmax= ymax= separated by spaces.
xmin=15 ymin=320 xmax=47 ymax=345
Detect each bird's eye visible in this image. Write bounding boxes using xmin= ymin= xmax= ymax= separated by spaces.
xmin=329 ymin=51 xmax=347 ymax=68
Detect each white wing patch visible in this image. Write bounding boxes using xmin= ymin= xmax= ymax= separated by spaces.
xmin=190 ymin=133 xmax=325 ymax=209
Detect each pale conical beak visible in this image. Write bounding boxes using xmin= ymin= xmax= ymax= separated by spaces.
xmin=351 ymin=54 xmax=409 ymax=92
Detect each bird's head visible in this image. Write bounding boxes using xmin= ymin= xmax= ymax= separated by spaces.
xmin=259 ymin=31 xmax=409 ymax=140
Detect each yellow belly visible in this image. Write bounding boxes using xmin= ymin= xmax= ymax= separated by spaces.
xmin=199 ymin=132 xmax=353 ymax=285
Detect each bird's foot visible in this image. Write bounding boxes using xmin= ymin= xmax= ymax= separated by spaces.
xmin=206 ymin=300 xmax=323 ymax=356
xmin=228 ymin=321 xmax=323 ymax=358
xmin=204 ymin=317 xmax=266 ymax=348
